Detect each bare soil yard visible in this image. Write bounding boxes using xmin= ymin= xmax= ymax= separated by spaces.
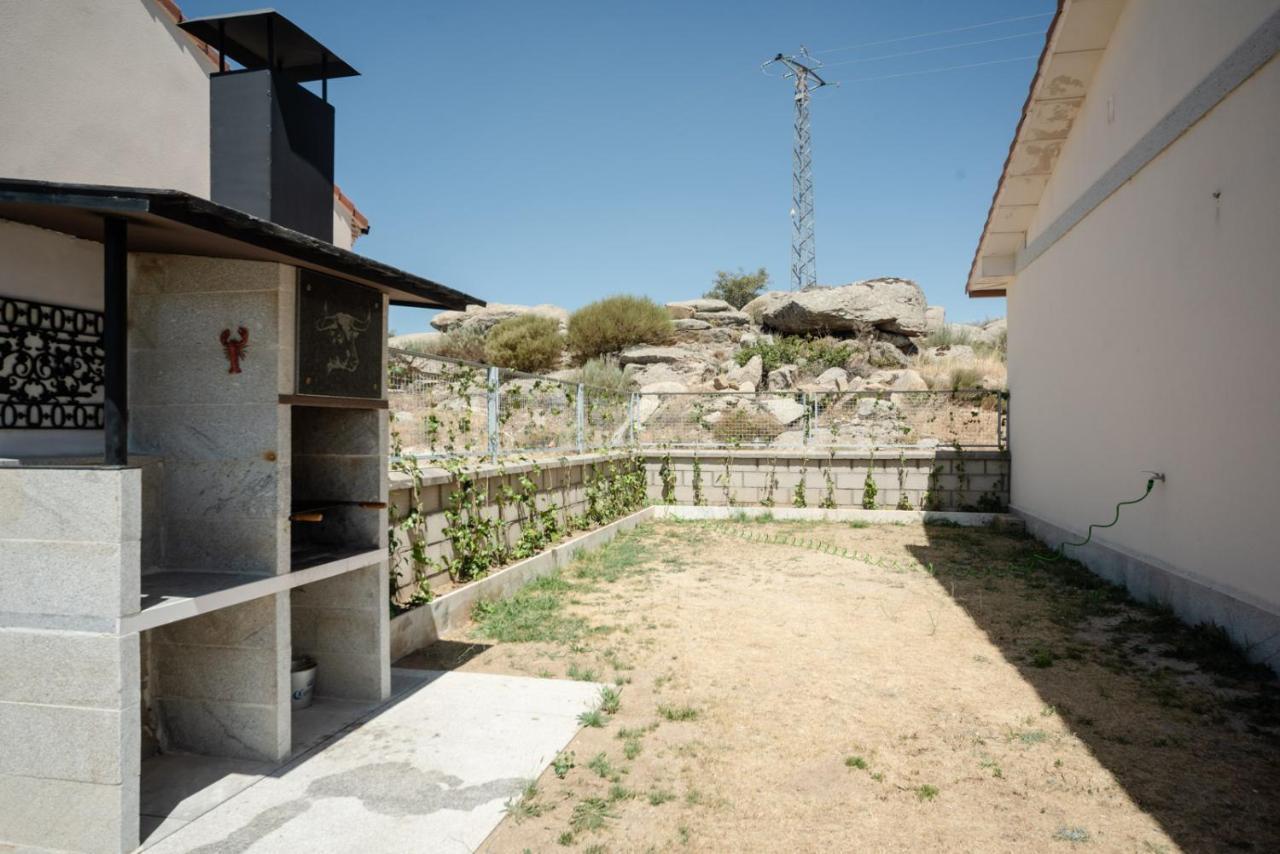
xmin=397 ymin=519 xmax=1280 ymax=853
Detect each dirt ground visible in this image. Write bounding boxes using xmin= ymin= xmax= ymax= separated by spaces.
xmin=397 ymin=519 xmax=1280 ymax=853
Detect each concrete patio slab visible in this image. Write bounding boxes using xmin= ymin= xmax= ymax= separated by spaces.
xmin=141 ymin=669 xmax=603 ymax=853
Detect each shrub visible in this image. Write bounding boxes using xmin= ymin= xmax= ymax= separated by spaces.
xmin=567 ymin=296 xmax=673 ymax=362
xmin=945 ymin=365 xmax=984 ymax=391
xmin=409 ymin=326 xmax=487 ymax=362
xmin=575 ymin=357 xmax=633 ymax=394
xmin=484 ymin=315 xmax=564 ymax=373
xmin=736 ymin=335 xmax=852 ymax=373
xmin=705 ymin=267 xmax=770 ymax=309
xmin=710 ymin=407 xmax=784 ymax=446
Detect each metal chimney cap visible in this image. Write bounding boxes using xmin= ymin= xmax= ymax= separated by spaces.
xmin=179 ymin=9 xmax=359 ymax=82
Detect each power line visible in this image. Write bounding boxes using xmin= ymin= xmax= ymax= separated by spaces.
xmin=815 ymin=11 xmax=1052 ymax=55
xmin=820 ymin=30 xmax=1043 ymax=68
xmin=831 ymin=54 xmax=1041 ymax=85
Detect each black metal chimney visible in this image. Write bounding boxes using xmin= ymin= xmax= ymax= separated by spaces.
xmin=179 ymin=11 xmax=358 ymax=243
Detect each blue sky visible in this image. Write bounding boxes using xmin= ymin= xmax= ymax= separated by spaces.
xmin=182 ymin=0 xmax=1054 ymax=332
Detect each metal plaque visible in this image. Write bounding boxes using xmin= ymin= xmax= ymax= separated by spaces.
xmin=0 ymin=296 xmax=104 ymax=429
xmin=296 ymin=270 xmax=383 ymax=398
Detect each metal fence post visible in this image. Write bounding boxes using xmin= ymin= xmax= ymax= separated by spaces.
xmin=487 ymin=366 xmax=500 ymax=461
xmin=803 ymin=393 xmax=811 ymax=446
xmin=628 ymin=393 xmax=637 ymax=447
xmin=576 ymin=383 xmax=586 ymax=453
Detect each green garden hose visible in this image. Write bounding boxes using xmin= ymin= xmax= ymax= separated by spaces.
xmin=1033 ymin=474 xmax=1162 ymax=562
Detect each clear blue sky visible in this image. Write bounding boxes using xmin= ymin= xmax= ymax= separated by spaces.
xmin=182 ymin=0 xmax=1054 ymax=332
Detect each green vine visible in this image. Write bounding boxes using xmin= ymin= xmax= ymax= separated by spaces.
xmin=387 ymin=427 xmax=437 ymax=614
xmin=761 ymin=457 xmax=778 ymax=508
xmin=793 ymin=460 xmax=807 ymax=508
xmin=720 ymin=456 xmax=736 ymax=507
xmin=692 ymin=458 xmax=705 ymax=506
xmin=895 ymin=451 xmax=913 ymax=510
xmin=862 ymin=449 xmax=878 ymax=510
xmin=659 ymin=453 xmax=676 ymax=504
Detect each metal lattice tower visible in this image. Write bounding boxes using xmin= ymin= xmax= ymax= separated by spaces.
xmin=763 ymin=52 xmax=828 ymax=290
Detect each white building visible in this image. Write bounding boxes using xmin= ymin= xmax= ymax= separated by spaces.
xmin=968 ymin=0 xmax=1280 ymax=668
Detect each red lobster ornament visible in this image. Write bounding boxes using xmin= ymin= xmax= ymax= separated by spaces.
xmin=220 ymin=327 xmax=249 ymax=374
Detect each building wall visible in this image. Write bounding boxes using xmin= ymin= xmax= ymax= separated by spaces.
xmin=0 ymin=0 xmax=215 ymax=196
xmin=1029 ymin=0 xmax=1280 ymax=239
xmin=1007 ymin=10 xmax=1280 ymax=652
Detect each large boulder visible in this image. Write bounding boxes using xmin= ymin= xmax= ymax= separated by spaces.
xmin=766 ymin=364 xmax=798 ymax=391
xmin=725 ymin=355 xmax=763 ymax=389
xmin=695 ymin=309 xmax=752 ymax=327
xmin=666 ymin=298 xmax=733 ymax=319
xmin=867 ymin=340 xmax=909 ymax=369
xmin=430 ymin=302 xmax=568 ymax=334
xmin=925 ymin=305 xmax=946 ymax=334
xmin=672 ymin=318 xmax=711 ymax=331
xmin=388 ymin=331 xmax=443 ymax=351
xmin=617 ymin=345 xmax=698 ymax=366
xmin=811 ymin=366 xmax=849 ymax=392
xmin=890 ymin=369 xmax=929 ymax=392
xmin=760 ymin=278 xmax=927 ymax=337
xmin=740 ymin=291 xmax=790 ymax=324
xmin=759 ymin=397 xmax=808 ymax=425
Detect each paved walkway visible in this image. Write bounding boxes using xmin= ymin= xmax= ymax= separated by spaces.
xmin=141 ymin=669 xmax=601 ymax=853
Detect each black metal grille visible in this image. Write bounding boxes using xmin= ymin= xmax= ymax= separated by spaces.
xmin=0 ymin=296 xmax=104 ymax=429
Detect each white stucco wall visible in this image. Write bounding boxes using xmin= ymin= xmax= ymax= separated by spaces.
xmin=1030 ymin=0 xmax=1280 ymax=240
xmin=1008 ymin=29 xmax=1280 ymax=624
xmin=0 ymin=0 xmax=215 ymax=195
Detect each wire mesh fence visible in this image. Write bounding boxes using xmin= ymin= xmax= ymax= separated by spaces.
xmin=631 ymin=389 xmax=1006 ymax=450
xmin=389 ymin=349 xmax=1007 ymax=458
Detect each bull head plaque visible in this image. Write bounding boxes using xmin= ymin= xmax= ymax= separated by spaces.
xmin=296 ymin=270 xmax=383 ymax=398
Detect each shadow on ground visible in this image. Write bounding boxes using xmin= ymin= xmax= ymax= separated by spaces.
xmin=906 ymin=523 xmax=1280 ymax=852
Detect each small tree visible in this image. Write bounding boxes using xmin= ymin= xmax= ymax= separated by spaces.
xmin=705 ymin=267 xmax=770 ymax=309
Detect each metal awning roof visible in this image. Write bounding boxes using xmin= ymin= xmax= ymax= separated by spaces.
xmin=0 ymin=179 xmax=482 ymax=310
xmin=179 ymin=9 xmax=358 ymax=81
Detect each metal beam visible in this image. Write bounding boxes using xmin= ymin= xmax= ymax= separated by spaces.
xmin=102 ymin=217 xmax=128 ymax=466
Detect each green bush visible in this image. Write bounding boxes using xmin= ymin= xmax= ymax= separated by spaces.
xmin=407 ymin=326 xmax=487 ymax=362
xmin=575 ymin=357 xmax=633 ymax=394
xmin=735 ymin=335 xmax=852 ymax=373
xmin=483 ymin=315 xmax=564 ymax=373
xmin=710 ymin=407 xmax=784 ymax=446
xmin=567 ymin=296 xmax=673 ymax=362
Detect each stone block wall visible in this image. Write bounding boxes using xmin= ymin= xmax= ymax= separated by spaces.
xmin=291 ymin=563 xmax=390 ymax=702
xmin=0 ymin=464 xmax=144 ymax=854
xmin=129 ymin=254 xmax=293 ymax=577
xmin=641 ymin=449 xmax=1010 ymax=511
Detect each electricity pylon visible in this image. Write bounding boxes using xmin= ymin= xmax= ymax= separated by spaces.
xmin=763 ymin=51 xmax=827 ymax=290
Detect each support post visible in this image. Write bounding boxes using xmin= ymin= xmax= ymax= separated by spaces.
xmin=103 ymin=216 xmax=128 ymax=466
xmin=628 ymin=393 xmax=637 ymax=447
xmin=575 ymin=384 xmax=586 ymax=453
xmin=802 ymin=393 xmax=811 ymax=447
xmin=487 ymin=366 xmax=500 ymax=461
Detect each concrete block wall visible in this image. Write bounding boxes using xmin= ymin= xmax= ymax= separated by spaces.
xmin=388 ymin=453 xmax=635 ymax=601
xmin=642 ymin=449 xmax=1010 ymax=511
xmin=129 ymin=254 xmax=292 ymax=577
xmin=0 ymin=465 xmax=144 ymax=854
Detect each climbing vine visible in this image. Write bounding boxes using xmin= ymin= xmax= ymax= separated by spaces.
xmin=862 ymin=449 xmax=879 ymax=510
xmin=692 ymin=458 xmax=705 ymax=506
xmin=820 ymin=455 xmax=837 ymax=509
xmin=659 ymin=453 xmax=676 ymax=504
xmin=896 ymin=451 xmax=913 ymax=510
xmin=761 ymin=457 xmax=778 ymax=508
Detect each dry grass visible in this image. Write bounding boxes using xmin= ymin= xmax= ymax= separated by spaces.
xmin=912 ymin=349 xmax=1007 ymax=391
xmin=399 ymin=521 xmax=1280 ymax=853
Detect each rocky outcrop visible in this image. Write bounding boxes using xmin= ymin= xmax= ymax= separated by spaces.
xmin=766 ymin=364 xmax=797 ymax=391
xmin=617 ymin=346 xmax=697 ymax=366
xmin=696 ymin=309 xmax=752 ymax=327
xmin=666 ymin=298 xmax=734 ymax=318
xmin=760 ymin=278 xmax=928 ymax=337
xmin=672 ymin=318 xmax=710 ymax=331
xmin=431 ymin=303 xmax=569 ymax=334
xmin=724 ymin=355 xmax=762 ymax=389
xmin=925 ymin=305 xmax=946 ymax=334
xmin=740 ymin=291 xmax=789 ymax=325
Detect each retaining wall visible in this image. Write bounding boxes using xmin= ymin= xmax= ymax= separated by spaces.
xmin=641 ymin=448 xmax=1010 ymax=511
